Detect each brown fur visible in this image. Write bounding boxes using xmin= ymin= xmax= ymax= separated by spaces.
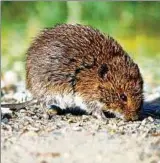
xmin=26 ymin=24 xmax=143 ymax=121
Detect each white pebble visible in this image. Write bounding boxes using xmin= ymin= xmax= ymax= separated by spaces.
xmin=72 ymin=126 xmax=82 ymax=131
xmin=147 ymin=116 xmax=154 ymax=122
xmin=1 ymin=107 xmax=12 ymax=114
xmin=141 ymin=119 xmax=147 ymax=126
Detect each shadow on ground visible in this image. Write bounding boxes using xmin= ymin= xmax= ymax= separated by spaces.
xmin=49 ymin=97 xmax=160 ymax=120
xmin=140 ymin=97 xmax=160 ymax=119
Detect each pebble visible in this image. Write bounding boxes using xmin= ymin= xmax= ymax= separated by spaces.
xmin=26 ymin=110 xmax=35 ymax=115
xmin=24 ymin=117 xmax=34 ymax=122
xmin=148 ymin=116 xmax=154 ymax=122
xmin=72 ymin=126 xmax=82 ymax=131
xmin=141 ymin=119 xmax=147 ymax=126
xmin=13 ymin=124 xmax=19 ymax=131
xmin=1 ymin=123 xmax=12 ymax=132
xmin=82 ymin=115 xmax=90 ymax=121
xmin=68 ymin=119 xmax=75 ymax=123
xmin=19 ymin=109 xmax=27 ymax=113
xmin=2 ymin=118 xmax=9 ymax=124
xmin=27 ymin=126 xmax=40 ymax=132
xmin=1 ymin=107 xmax=12 ymax=115
xmin=13 ymin=92 xmax=28 ymax=102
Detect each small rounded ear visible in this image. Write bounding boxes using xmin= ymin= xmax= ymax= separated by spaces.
xmin=98 ymin=63 xmax=108 ymax=80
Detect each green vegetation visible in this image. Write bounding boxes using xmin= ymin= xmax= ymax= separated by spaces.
xmin=1 ymin=1 xmax=160 ymax=86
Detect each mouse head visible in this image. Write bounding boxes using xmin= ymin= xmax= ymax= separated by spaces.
xmin=98 ymin=54 xmax=143 ymax=121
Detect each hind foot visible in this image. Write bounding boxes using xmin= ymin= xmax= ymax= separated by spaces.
xmin=40 ymin=103 xmax=61 ymax=119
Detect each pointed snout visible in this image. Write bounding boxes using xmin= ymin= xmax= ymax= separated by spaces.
xmin=124 ymin=110 xmax=139 ymax=121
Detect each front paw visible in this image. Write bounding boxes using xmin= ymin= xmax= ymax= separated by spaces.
xmin=91 ymin=109 xmax=107 ymax=121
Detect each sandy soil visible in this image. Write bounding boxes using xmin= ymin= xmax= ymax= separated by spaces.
xmin=1 ymin=106 xmax=160 ymax=163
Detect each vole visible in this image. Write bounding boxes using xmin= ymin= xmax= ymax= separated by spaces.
xmin=24 ymin=24 xmax=143 ymax=121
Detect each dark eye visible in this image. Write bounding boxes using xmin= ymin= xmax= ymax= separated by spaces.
xmin=120 ymin=94 xmax=127 ymax=102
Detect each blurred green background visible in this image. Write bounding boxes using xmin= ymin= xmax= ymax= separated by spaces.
xmin=1 ymin=1 xmax=160 ymax=90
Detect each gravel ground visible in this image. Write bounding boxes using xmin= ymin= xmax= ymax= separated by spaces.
xmin=1 ymin=87 xmax=160 ymax=163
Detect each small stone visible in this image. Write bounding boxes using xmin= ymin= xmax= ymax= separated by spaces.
xmin=27 ymin=126 xmax=39 ymax=132
xmin=24 ymin=117 xmax=34 ymax=122
xmin=82 ymin=115 xmax=89 ymax=121
xmin=117 ymin=120 xmax=125 ymax=126
xmin=141 ymin=119 xmax=147 ymax=126
xmin=72 ymin=126 xmax=82 ymax=131
xmin=24 ymin=121 xmax=29 ymax=126
xmin=2 ymin=118 xmax=9 ymax=124
xmin=19 ymin=109 xmax=26 ymax=113
xmin=41 ymin=113 xmax=49 ymax=119
xmin=13 ymin=92 xmax=27 ymax=102
xmin=1 ymin=123 xmax=12 ymax=132
xmin=1 ymin=107 xmax=12 ymax=115
xmin=119 ymin=126 xmax=124 ymax=131
xmin=13 ymin=124 xmax=19 ymax=131
xmin=32 ymin=115 xmax=38 ymax=119
xmin=148 ymin=116 xmax=154 ymax=122
xmin=112 ymin=123 xmax=118 ymax=130
xmin=109 ymin=129 xmax=116 ymax=134
xmin=68 ymin=119 xmax=75 ymax=123
xmin=27 ymin=110 xmax=35 ymax=115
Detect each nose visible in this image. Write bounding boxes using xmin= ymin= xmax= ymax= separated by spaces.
xmin=124 ymin=110 xmax=139 ymax=121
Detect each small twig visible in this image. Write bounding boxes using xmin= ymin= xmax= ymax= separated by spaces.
xmin=1 ymin=99 xmax=38 ymax=111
